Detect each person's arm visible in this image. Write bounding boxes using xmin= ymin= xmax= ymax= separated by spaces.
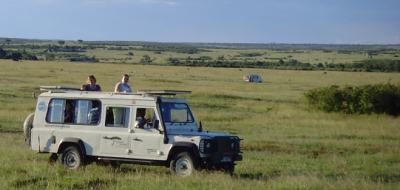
xmin=129 ymin=85 xmax=133 ymax=93
xmin=97 ymin=85 xmax=102 ymax=91
xmin=114 ymin=82 xmax=121 ymax=92
xmin=81 ymin=84 xmax=86 ymax=91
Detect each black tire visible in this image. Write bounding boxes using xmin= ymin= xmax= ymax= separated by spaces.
xmin=60 ymin=146 xmax=83 ymax=169
xmin=170 ymin=152 xmax=197 ymax=176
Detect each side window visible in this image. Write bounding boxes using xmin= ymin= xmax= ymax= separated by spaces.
xmin=46 ymin=99 xmax=101 ymax=125
xmin=105 ymin=107 xmax=130 ymax=128
xmin=135 ymin=108 xmax=158 ymax=129
xmin=47 ymin=99 xmax=65 ymax=123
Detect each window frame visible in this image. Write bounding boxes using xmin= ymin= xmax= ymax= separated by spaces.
xmin=45 ymin=98 xmax=102 ymax=126
xmin=160 ymin=103 xmax=195 ymax=124
xmin=104 ymin=106 xmax=131 ymax=128
xmin=134 ymin=107 xmax=160 ymax=129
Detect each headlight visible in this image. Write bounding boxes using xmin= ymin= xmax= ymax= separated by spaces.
xmin=199 ymin=139 xmax=212 ymax=153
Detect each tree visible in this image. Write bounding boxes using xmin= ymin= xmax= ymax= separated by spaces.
xmin=58 ymin=40 xmax=65 ymax=46
xmin=0 ymin=48 xmax=6 ymax=59
xmin=9 ymin=52 xmax=22 ymax=61
xmin=140 ymin=55 xmax=152 ymax=64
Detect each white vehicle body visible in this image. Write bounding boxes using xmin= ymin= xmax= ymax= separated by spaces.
xmin=26 ymin=88 xmax=242 ymax=175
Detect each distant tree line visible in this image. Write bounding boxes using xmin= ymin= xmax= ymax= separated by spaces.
xmin=0 ymin=47 xmax=38 ymax=61
xmin=167 ymin=57 xmax=400 ymax=72
xmin=68 ymin=54 xmax=98 ymax=62
xmin=305 ymin=84 xmax=400 ymax=116
xmin=45 ymin=45 xmax=86 ymax=53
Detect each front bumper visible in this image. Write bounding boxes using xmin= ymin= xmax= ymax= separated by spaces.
xmin=199 ymin=136 xmax=243 ymax=164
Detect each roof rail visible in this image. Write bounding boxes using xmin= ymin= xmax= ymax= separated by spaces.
xmin=40 ymin=86 xmax=81 ymax=92
xmin=136 ymin=90 xmax=191 ymax=96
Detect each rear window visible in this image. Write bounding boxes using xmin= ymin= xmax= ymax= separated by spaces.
xmin=46 ymin=99 xmax=101 ymax=125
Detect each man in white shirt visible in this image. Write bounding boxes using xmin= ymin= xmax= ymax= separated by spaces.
xmin=114 ymin=74 xmax=133 ymax=93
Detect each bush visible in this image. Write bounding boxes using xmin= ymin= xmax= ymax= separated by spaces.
xmin=140 ymin=55 xmax=152 ymax=64
xmin=0 ymin=48 xmax=6 ymax=58
xmin=305 ymin=84 xmax=400 ymax=115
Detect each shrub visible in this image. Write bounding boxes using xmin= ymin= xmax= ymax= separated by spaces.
xmin=305 ymin=84 xmax=400 ymax=115
xmin=140 ymin=55 xmax=152 ymax=64
xmin=0 ymin=48 xmax=6 ymax=58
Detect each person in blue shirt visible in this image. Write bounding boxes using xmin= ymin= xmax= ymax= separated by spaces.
xmin=114 ymin=74 xmax=133 ymax=93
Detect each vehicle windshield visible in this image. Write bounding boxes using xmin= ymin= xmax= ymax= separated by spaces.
xmin=160 ymin=103 xmax=194 ymax=123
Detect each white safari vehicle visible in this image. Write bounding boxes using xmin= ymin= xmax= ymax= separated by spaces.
xmin=243 ymin=74 xmax=263 ymax=83
xmin=23 ymin=87 xmax=242 ymax=176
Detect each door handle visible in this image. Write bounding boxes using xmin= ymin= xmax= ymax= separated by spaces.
xmin=133 ymin=138 xmax=142 ymax=142
xmin=103 ymin=136 xmax=122 ymax=140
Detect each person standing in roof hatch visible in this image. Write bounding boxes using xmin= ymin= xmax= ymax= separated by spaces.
xmin=81 ymin=75 xmax=101 ymax=91
xmin=114 ymin=74 xmax=133 ymax=93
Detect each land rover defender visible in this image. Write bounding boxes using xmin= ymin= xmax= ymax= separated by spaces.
xmin=23 ymin=87 xmax=242 ymax=176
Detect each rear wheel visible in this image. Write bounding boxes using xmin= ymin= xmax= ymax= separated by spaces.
xmin=170 ymin=152 xmax=196 ymax=176
xmin=60 ymin=146 xmax=83 ymax=169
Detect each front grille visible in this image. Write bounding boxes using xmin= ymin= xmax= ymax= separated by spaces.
xmin=213 ymin=136 xmax=240 ymax=154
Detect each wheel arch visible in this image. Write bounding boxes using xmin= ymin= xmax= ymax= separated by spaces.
xmin=57 ymin=137 xmax=86 ymax=157
xmin=167 ymin=142 xmax=200 ymax=163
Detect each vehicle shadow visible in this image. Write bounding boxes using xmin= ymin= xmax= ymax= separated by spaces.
xmin=233 ymin=171 xmax=281 ymax=181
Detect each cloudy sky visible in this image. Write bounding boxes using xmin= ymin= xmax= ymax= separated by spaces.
xmin=0 ymin=0 xmax=399 ymax=44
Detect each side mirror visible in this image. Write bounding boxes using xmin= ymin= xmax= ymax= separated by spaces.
xmin=198 ymin=121 xmax=203 ymax=132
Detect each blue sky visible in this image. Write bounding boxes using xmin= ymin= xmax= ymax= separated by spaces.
xmin=0 ymin=0 xmax=399 ymax=44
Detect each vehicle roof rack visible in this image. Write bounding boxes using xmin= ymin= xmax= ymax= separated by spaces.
xmin=40 ymin=86 xmax=81 ymax=92
xmin=136 ymin=90 xmax=192 ymax=96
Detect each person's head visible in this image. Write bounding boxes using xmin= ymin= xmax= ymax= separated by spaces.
xmin=122 ymin=74 xmax=129 ymax=83
xmin=87 ymin=75 xmax=97 ymax=85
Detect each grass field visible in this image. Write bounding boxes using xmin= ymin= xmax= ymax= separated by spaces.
xmin=85 ymin=47 xmax=400 ymax=65
xmin=0 ymin=60 xmax=400 ymax=189
xmin=2 ymin=39 xmax=400 ymax=66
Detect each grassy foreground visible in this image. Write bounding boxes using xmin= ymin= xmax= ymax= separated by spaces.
xmin=0 ymin=60 xmax=399 ymax=189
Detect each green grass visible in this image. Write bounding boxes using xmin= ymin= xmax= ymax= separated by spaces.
xmin=85 ymin=47 xmax=400 ymax=65
xmin=4 ymin=40 xmax=400 ymax=66
xmin=0 ymin=60 xmax=399 ymax=189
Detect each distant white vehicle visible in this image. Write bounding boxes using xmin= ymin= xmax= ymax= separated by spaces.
xmin=23 ymin=87 xmax=242 ymax=176
xmin=243 ymin=74 xmax=263 ymax=83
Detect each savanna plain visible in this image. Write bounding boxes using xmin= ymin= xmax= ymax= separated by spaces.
xmin=0 ymin=60 xmax=399 ymax=189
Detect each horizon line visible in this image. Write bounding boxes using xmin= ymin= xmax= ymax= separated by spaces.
xmin=1 ymin=36 xmax=399 ymax=46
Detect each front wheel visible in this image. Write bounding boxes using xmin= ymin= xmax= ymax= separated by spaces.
xmin=60 ymin=146 xmax=83 ymax=169
xmin=170 ymin=152 xmax=197 ymax=176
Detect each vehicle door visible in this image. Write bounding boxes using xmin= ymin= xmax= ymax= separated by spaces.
xmin=99 ymin=106 xmax=132 ymax=157
xmin=130 ymin=107 xmax=164 ymax=160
